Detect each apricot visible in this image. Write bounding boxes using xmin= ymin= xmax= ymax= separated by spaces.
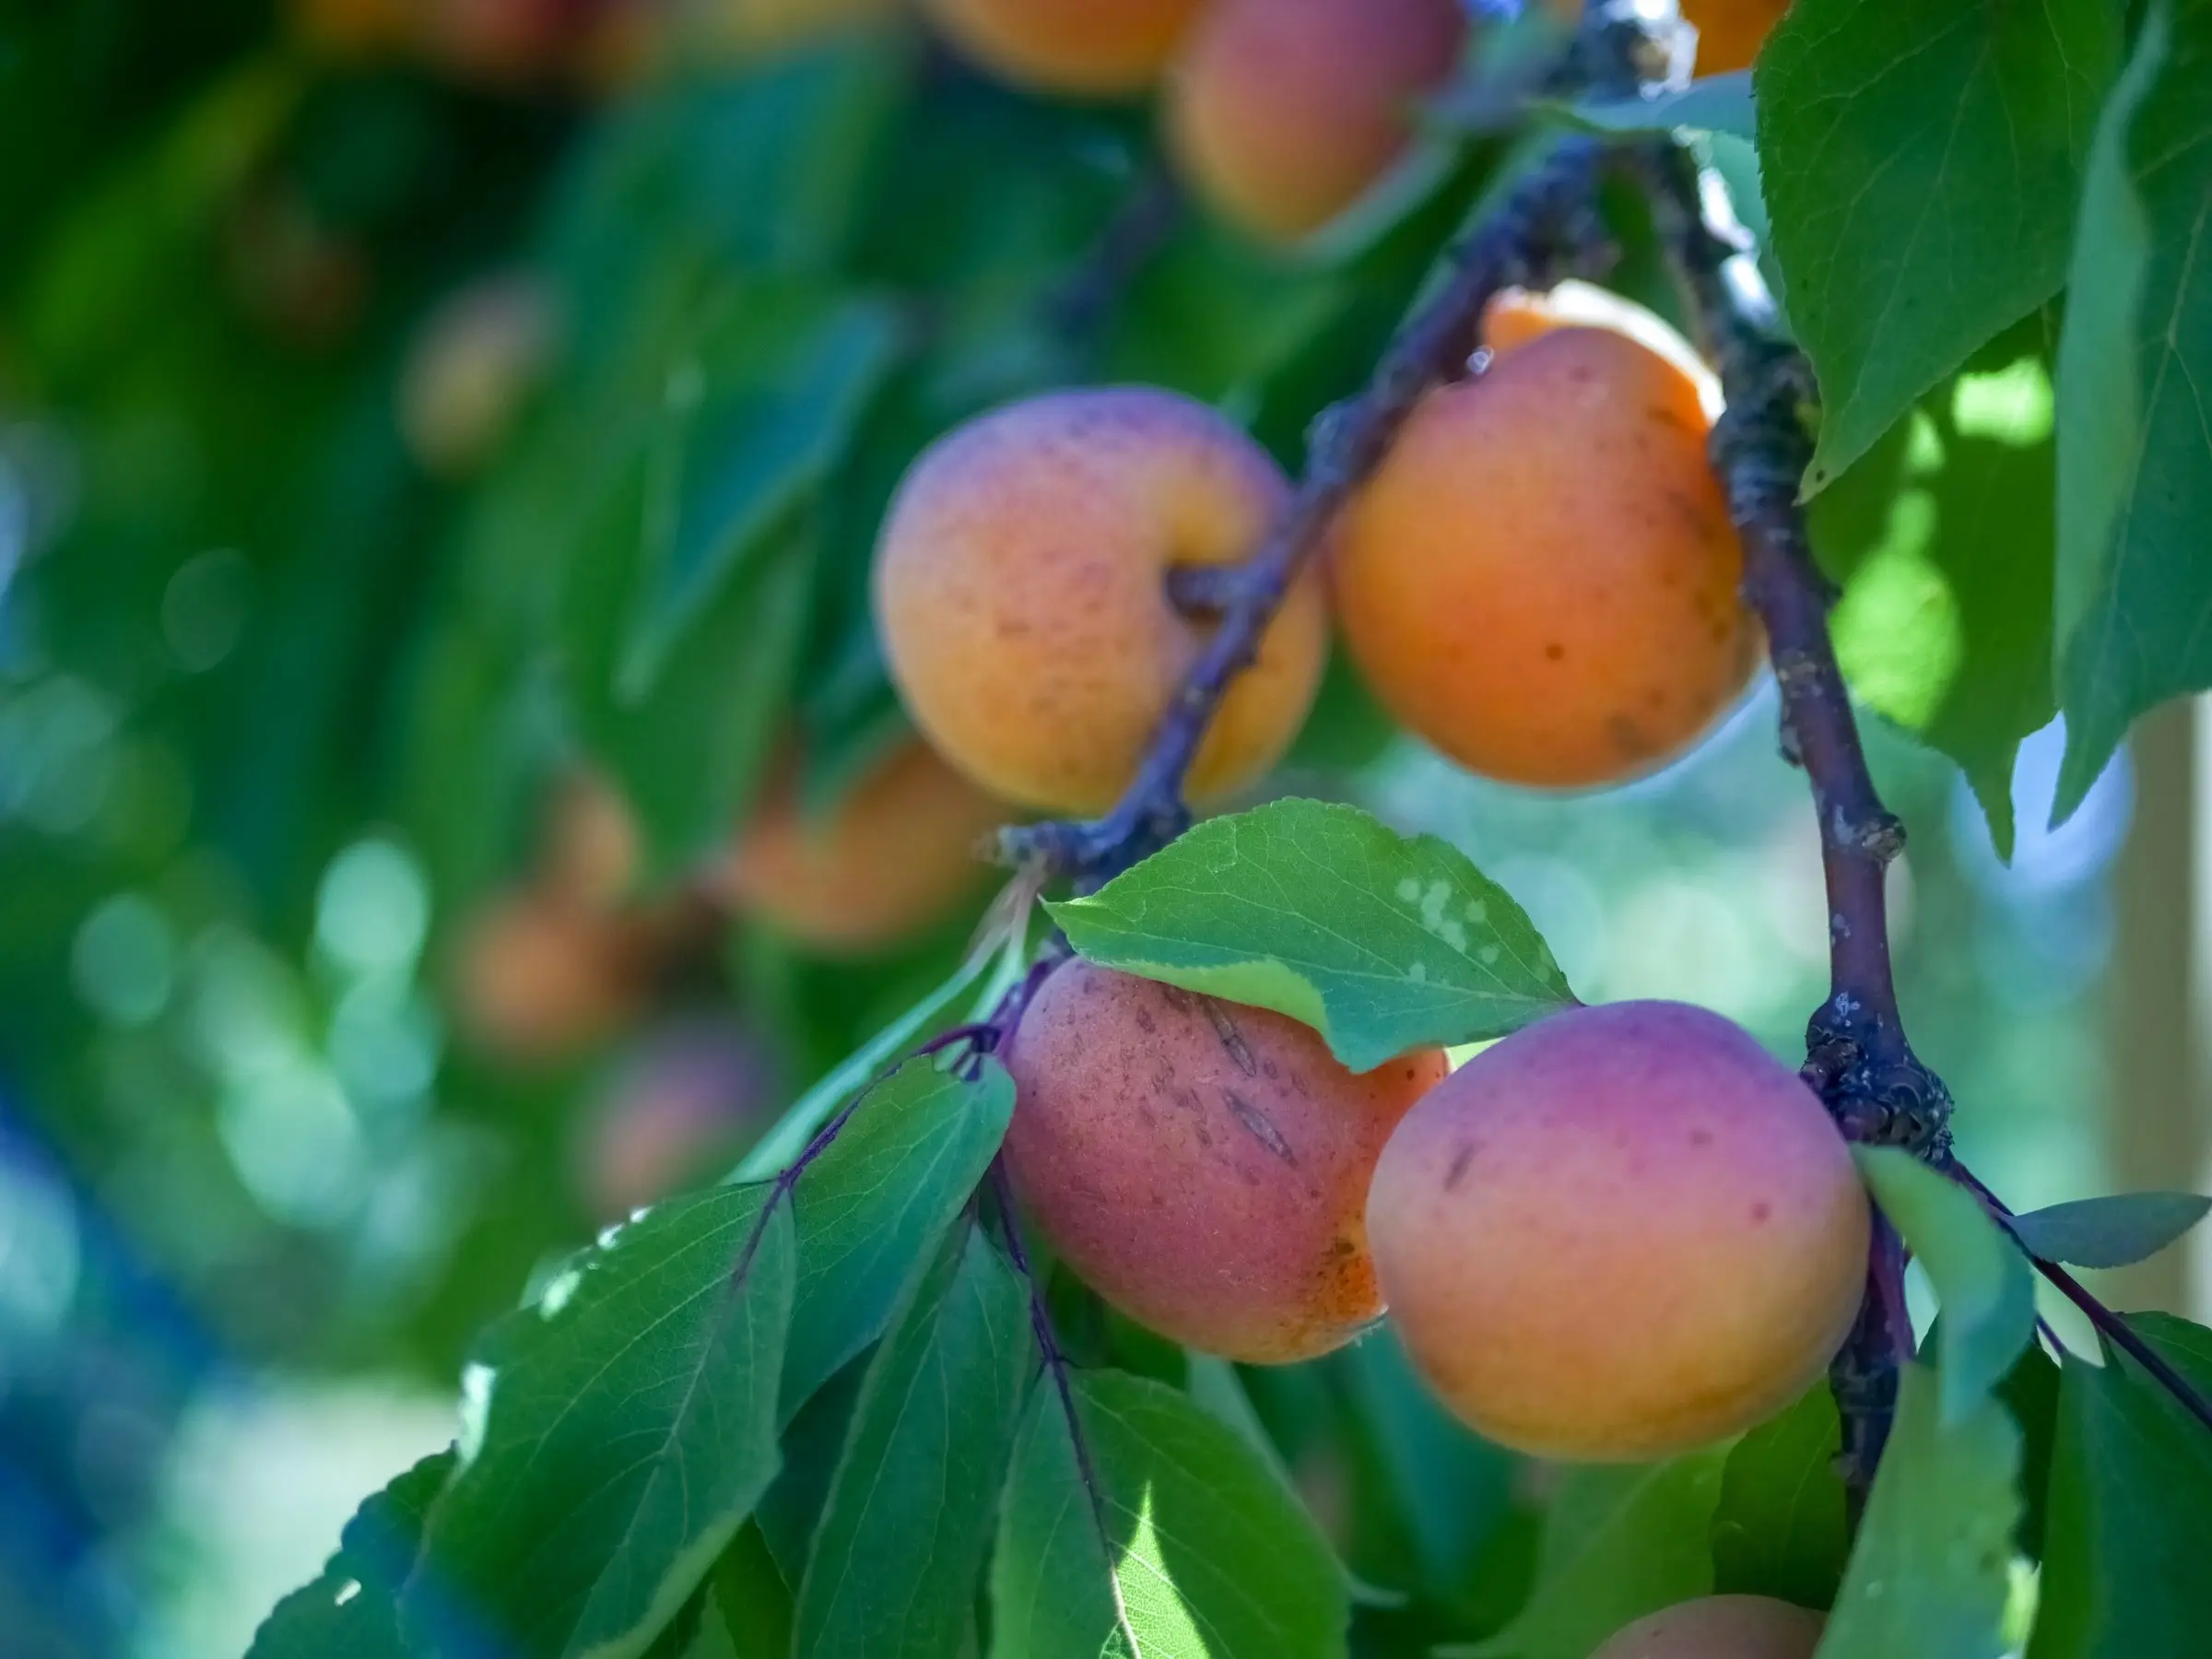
xmin=1481 ymin=281 xmax=1720 ymax=415
xmin=575 ymin=1023 xmax=775 ymax=1218
xmin=1164 ymin=0 xmax=1467 ymax=241
xmin=921 ymin=0 xmax=1206 ymax=96
xmin=1592 ymin=1595 xmax=1824 ymax=1659
xmin=541 ymin=768 xmax=641 ymax=911
xmin=451 ymin=891 xmax=650 ymax=1063
xmin=400 ymin=273 xmax=558 ymax=477
xmin=1367 ymin=1000 xmax=1868 ymax=1460
xmin=1682 ymin=0 xmax=1791 ymax=76
xmin=1331 ymin=322 xmax=1757 ymax=789
xmin=1003 ymin=960 xmax=1450 ymax=1363
xmin=872 ymin=387 xmax=1324 ymax=814
xmin=715 ymin=736 xmax=1006 ymax=954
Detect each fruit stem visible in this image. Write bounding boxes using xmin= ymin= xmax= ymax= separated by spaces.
xmin=1004 ymin=135 xmax=1618 ymax=887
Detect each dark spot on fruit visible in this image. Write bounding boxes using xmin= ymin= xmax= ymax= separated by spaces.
xmin=1445 ymin=1142 xmax=1478 ymax=1191
xmin=1545 ymin=642 xmax=1566 ymax=663
xmin=1750 ymin=1201 xmax=1772 ymax=1224
xmin=1688 ymin=1128 xmax=1713 ymax=1148
xmin=1226 ymin=1090 xmax=1296 ymax=1166
xmin=1206 ymin=1002 xmax=1260 ymax=1077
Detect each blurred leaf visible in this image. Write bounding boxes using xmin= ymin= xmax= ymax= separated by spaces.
xmin=1709 ymin=1385 xmax=1847 ymax=1612
xmin=706 ymin=1526 xmax=794 ymax=1659
xmin=1998 ymin=1341 xmax=2063 ymax=1561
xmin=406 ymin=1188 xmax=794 ymax=1659
xmin=2030 ymin=1314 xmax=2212 ymax=1657
xmin=1756 ymin=0 xmax=2120 ymax=490
xmin=782 ymin=1056 xmax=1016 ymax=1413
xmin=1808 ymin=319 xmax=2058 ymax=856
xmin=756 ymin=1356 xmax=871 ymax=1586
xmin=795 ymin=1225 xmax=1032 ymax=1659
xmin=1552 ymin=74 xmax=1755 ymax=139
xmin=248 ymin=1450 xmax=453 ymax=1659
xmin=620 ymin=288 xmax=903 ymax=697
xmin=1459 ymin=1450 xmax=1728 ymax=1659
xmin=1052 ymin=800 xmax=1575 ymax=1074
xmin=2008 ymin=1192 xmax=2212 ymax=1270
xmin=992 ymin=1369 xmax=1348 ymax=1659
xmin=1820 ymin=1363 xmax=2019 ymax=1659
xmin=1855 ymin=1148 xmax=2035 ymax=1421
xmin=2052 ymin=0 xmax=2212 ymax=815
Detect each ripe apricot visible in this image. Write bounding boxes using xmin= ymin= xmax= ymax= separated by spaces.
xmin=922 ymin=0 xmax=1206 ymax=97
xmin=1682 ymin=0 xmax=1791 ymax=76
xmin=873 ymin=387 xmax=1324 ymax=814
xmin=400 ymin=273 xmax=558 ymax=477
xmin=1164 ymin=0 xmax=1467 ymax=241
xmin=1592 ymin=1595 xmax=1824 ymax=1659
xmin=1481 ymin=281 xmax=1720 ymax=414
xmin=1003 ymin=961 xmax=1450 ymax=1363
xmin=1367 ymin=1000 xmax=1868 ymax=1460
xmin=715 ymin=736 xmax=1005 ymax=954
xmin=451 ymin=891 xmax=651 ymax=1063
xmin=1331 ymin=322 xmax=1756 ymax=789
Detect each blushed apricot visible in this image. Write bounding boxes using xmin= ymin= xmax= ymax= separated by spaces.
xmin=1683 ymin=0 xmax=1791 ymax=76
xmin=715 ymin=737 xmax=1006 ymax=954
xmin=1004 ymin=960 xmax=1450 ymax=1363
xmin=1481 ymin=281 xmax=1720 ymax=415
xmin=1368 ymin=1000 xmax=1868 ymax=1460
xmin=1164 ymin=0 xmax=1466 ymax=241
xmin=872 ymin=387 xmax=1324 ymax=813
xmin=1332 ymin=323 xmax=1756 ymax=788
xmin=1592 ymin=1595 xmax=1824 ymax=1659
xmin=922 ymin=0 xmax=1206 ymax=96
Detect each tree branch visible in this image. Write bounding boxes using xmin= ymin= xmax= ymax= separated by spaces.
xmin=1004 ymin=137 xmax=1618 ymax=886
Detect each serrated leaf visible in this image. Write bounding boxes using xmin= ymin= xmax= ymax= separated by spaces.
xmin=991 ymin=1368 xmax=1348 ymax=1659
xmin=1808 ymin=319 xmax=2058 ymax=855
xmin=1050 ymin=800 xmax=1575 ymax=1074
xmin=782 ymin=1056 xmax=1016 ymax=1415
xmin=2008 ymin=1191 xmax=2212 ymax=1270
xmin=1553 ymin=73 xmax=1755 ymax=139
xmin=1709 ymin=1386 xmax=1847 ymax=1612
xmin=1756 ymin=0 xmax=2121 ymax=491
xmin=1819 ymin=1363 xmax=2020 ymax=1659
xmin=1855 ymin=1149 xmax=2035 ymax=1422
xmin=248 ymin=1451 xmax=455 ymax=1659
xmin=2030 ymin=1314 xmax=2212 ymax=1658
xmin=406 ymin=1188 xmax=794 ymax=1659
xmin=796 ymin=1225 xmax=1033 ymax=1659
xmin=2052 ymin=0 xmax=2212 ymax=815
xmin=1459 ymin=1451 xmax=1728 ymax=1659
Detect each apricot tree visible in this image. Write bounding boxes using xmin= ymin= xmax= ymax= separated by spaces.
xmin=18 ymin=1 xmax=2206 ymax=1657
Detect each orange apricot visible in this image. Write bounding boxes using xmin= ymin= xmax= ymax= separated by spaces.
xmin=450 ymin=891 xmax=650 ymax=1063
xmin=1481 ymin=280 xmax=1720 ymax=414
xmin=1163 ymin=0 xmax=1467 ymax=241
xmin=1683 ymin=0 xmax=1791 ymax=76
xmin=1592 ymin=1595 xmax=1824 ymax=1659
xmin=1331 ymin=321 xmax=1756 ymax=788
xmin=715 ymin=736 xmax=1006 ymax=954
xmin=1003 ymin=960 xmax=1450 ymax=1363
xmin=872 ymin=387 xmax=1324 ymax=813
xmin=1367 ymin=1000 xmax=1869 ymax=1460
xmin=921 ymin=0 xmax=1206 ymax=97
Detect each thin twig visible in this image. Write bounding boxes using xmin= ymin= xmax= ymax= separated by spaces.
xmin=1948 ymin=1158 xmax=2212 ymax=1438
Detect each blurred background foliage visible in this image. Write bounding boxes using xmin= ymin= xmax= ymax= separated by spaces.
xmin=0 ymin=4 xmax=2158 ymax=1656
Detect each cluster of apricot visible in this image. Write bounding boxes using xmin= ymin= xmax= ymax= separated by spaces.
xmin=924 ymin=0 xmax=1791 ymax=242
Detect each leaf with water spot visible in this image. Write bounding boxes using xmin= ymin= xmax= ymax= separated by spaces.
xmin=1051 ymin=799 xmax=1575 ymax=1073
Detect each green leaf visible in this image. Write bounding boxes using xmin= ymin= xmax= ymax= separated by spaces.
xmin=1756 ymin=0 xmax=2121 ymax=491
xmin=1808 ymin=320 xmax=2059 ymax=854
xmin=796 ymin=1225 xmax=1034 ymax=1659
xmin=2030 ymin=1314 xmax=2212 ymax=1658
xmin=1820 ymin=1363 xmax=2020 ymax=1659
xmin=706 ymin=1527 xmax=794 ymax=1659
xmin=1552 ymin=73 xmax=1755 ymax=139
xmin=620 ymin=289 xmax=904 ymax=697
xmin=1997 ymin=1341 xmax=2063 ymax=1561
xmin=1854 ymin=1148 xmax=2036 ymax=1421
xmin=248 ymin=1451 xmax=454 ymax=1659
xmin=1050 ymin=800 xmax=1576 ymax=1073
xmin=756 ymin=1357 xmax=872 ymax=1587
xmin=992 ymin=1368 xmax=1348 ymax=1659
xmin=2052 ymin=0 xmax=2212 ymax=814
xmin=783 ymin=1055 xmax=1015 ymax=1414
xmin=1708 ymin=1386 xmax=1847 ymax=1612
xmin=1460 ymin=1451 xmax=1729 ymax=1659
xmin=406 ymin=1187 xmax=794 ymax=1659
xmin=2008 ymin=1192 xmax=2212 ymax=1270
